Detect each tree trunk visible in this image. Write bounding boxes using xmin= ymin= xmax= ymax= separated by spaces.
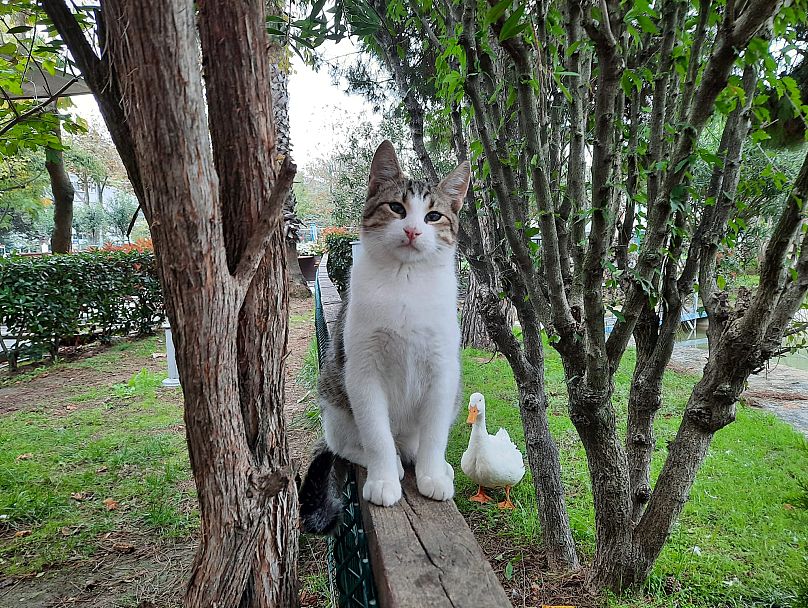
xmin=46 ymin=121 xmax=74 ymax=254
xmin=267 ymin=19 xmax=310 ymax=300
xmin=461 ymin=271 xmax=494 ymax=349
xmin=566 ymin=379 xmax=634 ymax=590
xmin=102 ymin=0 xmax=298 ymax=606
xmin=476 ymin=287 xmax=579 ymax=570
xmin=286 ymin=240 xmax=311 ymax=298
xmin=625 ymin=304 xmax=662 ymax=522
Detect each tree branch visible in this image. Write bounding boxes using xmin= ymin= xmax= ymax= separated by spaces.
xmin=0 ymin=77 xmax=78 ymax=136
xmin=233 ymin=155 xmax=297 ymax=295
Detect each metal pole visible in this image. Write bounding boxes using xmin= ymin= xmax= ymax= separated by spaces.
xmin=162 ymin=322 xmax=181 ymax=388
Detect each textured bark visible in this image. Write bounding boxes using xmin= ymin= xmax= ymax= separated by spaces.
xmin=268 ymin=29 xmax=310 ymax=299
xmin=461 ymin=272 xmax=494 ymax=349
xmin=93 ymin=0 xmax=299 ymax=606
xmin=45 ymin=121 xmax=74 ymax=253
xmin=476 ymin=286 xmax=579 ymax=570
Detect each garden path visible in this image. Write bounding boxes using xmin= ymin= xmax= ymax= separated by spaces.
xmin=669 ymin=345 xmax=808 ymax=436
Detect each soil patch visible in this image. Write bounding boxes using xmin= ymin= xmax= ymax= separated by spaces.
xmin=463 ymin=509 xmax=601 ymax=608
xmin=0 ymin=536 xmax=193 ymax=608
xmin=0 ymin=340 xmax=164 ymax=416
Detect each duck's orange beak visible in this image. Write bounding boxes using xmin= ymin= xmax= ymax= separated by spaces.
xmin=466 ymin=405 xmax=479 ymax=424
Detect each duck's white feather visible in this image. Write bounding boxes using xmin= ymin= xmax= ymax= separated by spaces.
xmin=461 ymin=412 xmax=525 ymax=490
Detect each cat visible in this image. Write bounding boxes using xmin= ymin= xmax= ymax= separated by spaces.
xmin=299 ymin=140 xmax=471 ymax=534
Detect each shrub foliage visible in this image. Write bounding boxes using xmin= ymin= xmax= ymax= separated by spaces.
xmin=0 ymin=251 xmax=164 ymax=370
xmin=324 ymin=229 xmax=356 ymax=294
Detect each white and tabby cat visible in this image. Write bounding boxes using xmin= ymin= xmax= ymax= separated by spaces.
xmin=300 ymin=140 xmax=470 ymax=533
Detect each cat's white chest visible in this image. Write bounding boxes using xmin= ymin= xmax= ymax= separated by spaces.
xmin=344 ymin=257 xmax=459 ymax=415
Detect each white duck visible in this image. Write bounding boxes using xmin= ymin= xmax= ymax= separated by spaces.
xmin=461 ymin=392 xmax=525 ymax=509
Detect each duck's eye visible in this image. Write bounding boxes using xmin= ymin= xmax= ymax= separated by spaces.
xmin=425 ymin=211 xmax=442 ymax=222
xmin=388 ymin=202 xmax=406 ymax=216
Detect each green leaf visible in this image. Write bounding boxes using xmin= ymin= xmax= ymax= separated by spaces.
xmin=505 ymin=561 xmax=514 ymax=581
xmin=486 ymin=0 xmax=511 ymax=24
xmin=499 ymin=5 xmax=528 ymax=42
xmin=635 ymin=14 xmax=658 ymax=34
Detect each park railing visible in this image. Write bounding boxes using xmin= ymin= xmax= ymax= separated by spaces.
xmin=314 ymin=255 xmax=511 ymax=608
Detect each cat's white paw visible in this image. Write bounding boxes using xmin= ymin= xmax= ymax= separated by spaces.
xmin=397 ymin=455 xmax=405 ymax=481
xmin=416 ymin=465 xmax=455 ymax=502
xmin=363 ymin=477 xmax=402 ymax=507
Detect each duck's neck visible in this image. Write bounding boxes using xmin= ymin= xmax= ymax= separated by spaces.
xmin=470 ymin=414 xmax=488 ymax=444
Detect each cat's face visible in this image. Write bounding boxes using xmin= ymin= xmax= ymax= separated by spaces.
xmin=360 ymin=140 xmax=470 ymax=264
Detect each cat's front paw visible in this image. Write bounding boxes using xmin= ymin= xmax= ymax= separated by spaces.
xmin=363 ymin=477 xmax=402 ymax=507
xmin=416 ymin=464 xmax=455 ymax=501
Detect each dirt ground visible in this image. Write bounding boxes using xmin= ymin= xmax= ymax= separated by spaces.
xmin=0 ymin=295 xmax=322 ymax=608
xmin=669 ymin=344 xmax=808 ymax=436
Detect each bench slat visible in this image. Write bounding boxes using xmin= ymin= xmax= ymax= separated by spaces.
xmin=358 ymin=468 xmax=512 ymax=608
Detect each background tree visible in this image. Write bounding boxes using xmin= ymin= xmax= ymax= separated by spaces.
xmin=0 ymin=6 xmax=90 ymax=253
xmin=0 ymin=150 xmax=50 ymax=241
xmin=106 ymin=190 xmax=139 ymax=242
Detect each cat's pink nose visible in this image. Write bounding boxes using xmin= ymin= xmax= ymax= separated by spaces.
xmin=404 ymin=227 xmax=422 ymax=242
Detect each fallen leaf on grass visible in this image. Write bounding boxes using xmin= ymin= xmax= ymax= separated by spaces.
xmin=112 ymin=542 xmax=135 ymax=554
xmin=15 ymin=453 xmax=33 ymax=461
xmin=14 ymin=530 xmax=31 ymax=537
xmin=103 ymin=498 xmax=119 ymax=511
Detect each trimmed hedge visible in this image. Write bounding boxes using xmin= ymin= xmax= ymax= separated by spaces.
xmin=0 ymin=251 xmax=164 ymax=370
xmin=325 ymin=230 xmax=357 ymax=294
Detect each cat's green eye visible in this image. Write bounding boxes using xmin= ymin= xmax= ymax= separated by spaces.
xmin=389 ymin=202 xmax=406 ymax=216
xmin=425 ymin=211 xmax=442 ymax=222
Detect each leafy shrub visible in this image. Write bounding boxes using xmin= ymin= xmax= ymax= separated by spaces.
xmin=0 ymin=251 xmax=164 ymax=371
xmin=324 ymin=230 xmax=357 ymax=294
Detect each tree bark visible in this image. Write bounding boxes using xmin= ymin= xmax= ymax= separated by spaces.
xmin=461 ymin=271 xmax=494 ymax=349
xmin=476 ymin=285 xmax=579 ymax=570
xmin=46 ymin=120 xmax=74 ymax=253
xmin=99 ymin=0 xmax=298 ymax=606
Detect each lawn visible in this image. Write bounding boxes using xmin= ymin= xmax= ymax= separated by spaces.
xmin=2 ymin=335 xmax=806 ymax=607
xmin=0 ymin=352 xmax=195 ymax=577
xmin=450 ymin=347 xmax=808 ymax=607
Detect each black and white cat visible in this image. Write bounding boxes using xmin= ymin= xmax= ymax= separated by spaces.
xmin=300 ymin=140 xmax=471 ymax=533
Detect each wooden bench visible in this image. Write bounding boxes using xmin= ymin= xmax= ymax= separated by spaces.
xmin=316 ymin=257 xmax=511 ymax=608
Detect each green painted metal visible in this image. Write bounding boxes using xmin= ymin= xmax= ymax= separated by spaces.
xmin=314 ymin=275 xmax=379 ymax=608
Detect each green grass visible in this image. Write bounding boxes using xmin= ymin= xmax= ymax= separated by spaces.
xmin=4 ymin=330 xmax=807 ymax=606
xmin=449 ymin=347 xmax=808 ymax=607
xmin=0 ymin=365 xmax=195 ymax=575
xmin=1 ymin=336 xmax=161 ymax=386
xmin=290 ymin=310 xmax=315 ymax=328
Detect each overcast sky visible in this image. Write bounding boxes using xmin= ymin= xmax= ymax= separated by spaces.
xmin=71 ymin=41 xmax=375 ymax=172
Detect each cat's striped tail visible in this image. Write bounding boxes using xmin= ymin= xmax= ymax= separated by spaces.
xmin=299 ymin=439 xmax=346 ymax=534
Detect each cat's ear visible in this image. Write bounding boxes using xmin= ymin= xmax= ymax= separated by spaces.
xmin=368 ymin=140 xmax=403 ymax=197
xmin=437 ymin=161 xmax=471 ymax=213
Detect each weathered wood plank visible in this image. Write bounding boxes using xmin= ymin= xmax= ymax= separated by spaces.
xmin=358 ymin=468 xmax=511 ymax=608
